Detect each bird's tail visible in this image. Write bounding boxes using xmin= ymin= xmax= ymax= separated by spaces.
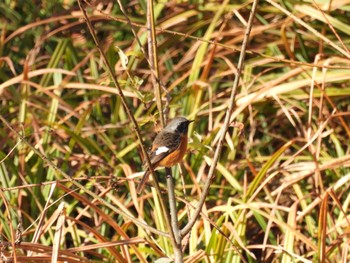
xmin=136 ymin=170 xmax=150 ymax=194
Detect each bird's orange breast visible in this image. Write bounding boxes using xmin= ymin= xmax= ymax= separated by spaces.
xmin=158 ymin=135 xmax=188 ymax=167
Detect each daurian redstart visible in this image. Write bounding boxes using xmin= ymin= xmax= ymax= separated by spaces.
xmin=137 ymin=117 xmax=193 ymax=193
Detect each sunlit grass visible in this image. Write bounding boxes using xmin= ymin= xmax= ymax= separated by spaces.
xmin=0 ymin=0 xmax=349 ymax=262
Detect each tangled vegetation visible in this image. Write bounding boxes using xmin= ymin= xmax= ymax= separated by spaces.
xmin=1 ymin=0 xmax=349 ymax=262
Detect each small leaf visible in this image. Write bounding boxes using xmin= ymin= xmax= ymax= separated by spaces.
xmin=114 ymin=45 xmax=128 ymax=69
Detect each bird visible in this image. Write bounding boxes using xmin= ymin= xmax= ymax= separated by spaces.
xmin=137 ymin=117 xmax=193 ymax=193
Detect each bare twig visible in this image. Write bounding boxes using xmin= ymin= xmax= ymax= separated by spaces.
xmin=76 ymin=0 xmax=155 ymax=187
xmin=166 ymin=168 xmax=183 ymax=262
xmin=146 ymin=0 xmax=165 ymax=126
xmin=145 ymin=1 xmax=180 ymax=260
xmin=112 ymin=0 xmax=168 ymax=117
xmin=181 ymin=0 xmax=259 ymax=237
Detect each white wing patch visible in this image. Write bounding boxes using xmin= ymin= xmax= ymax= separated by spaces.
xmin=155 ymin=146 xmax=170 ymax=156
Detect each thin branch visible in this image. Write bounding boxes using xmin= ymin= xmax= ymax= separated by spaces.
xmin=166 ymin=168 xmax=183 ymax=262
xmin=146 ymin=1 xmax=181 ymax=260
xmin=77 ymin=0 xmax=154 ymax=184
xmin=181 ymin=0 xmax=259 ymax=237
xmin=78 ymin=0 xmax=174 ymax=246
xmin=147 ymin=0 xmax=165 ymax=126
xmin=113 ymin=0 xmax=168 ymax=118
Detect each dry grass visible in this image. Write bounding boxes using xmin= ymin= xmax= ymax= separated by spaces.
xmin=1 ymin=0 xmax=350 ymax=262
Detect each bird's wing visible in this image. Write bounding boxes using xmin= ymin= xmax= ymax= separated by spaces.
xmin=148 ymin=132 xmax=181 ymax=165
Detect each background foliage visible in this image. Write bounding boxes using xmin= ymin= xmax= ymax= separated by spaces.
xmin=0 ymin=0 xmax=349 ymax=262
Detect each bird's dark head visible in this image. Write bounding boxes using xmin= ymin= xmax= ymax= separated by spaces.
xmin=164 ymin=117 xmax=193 ymax=134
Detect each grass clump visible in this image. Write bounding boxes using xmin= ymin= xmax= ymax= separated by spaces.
xmin=1 ymin=0 xmax=349 ymax=262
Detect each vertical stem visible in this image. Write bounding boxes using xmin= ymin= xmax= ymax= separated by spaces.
xmin=147 ymin=0 xmax=165 ymax=126
xmin=166 ymin=167 xmax=183 ymax=262
xmin=146 ymin=1 xmax=179 ymax=260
